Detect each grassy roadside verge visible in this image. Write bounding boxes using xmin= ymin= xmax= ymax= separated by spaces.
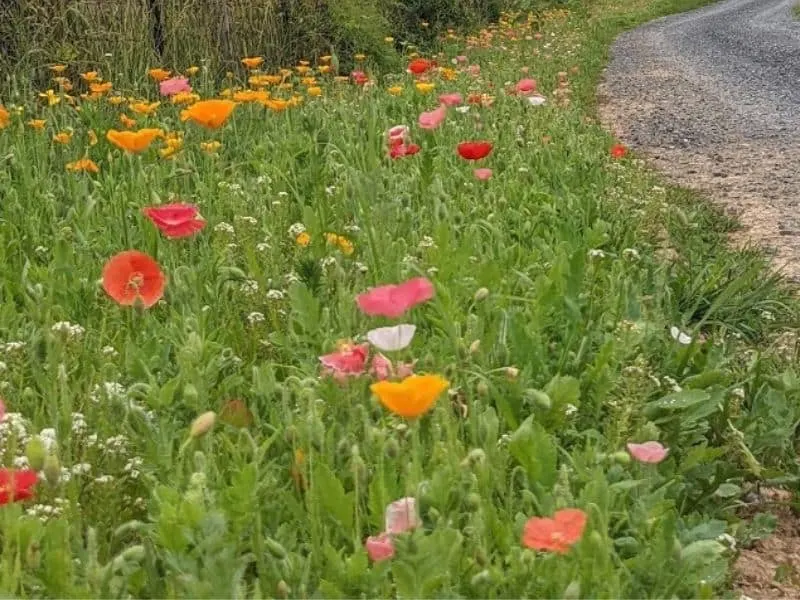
xmin=0 ymin=0 xmax=797 ymax=597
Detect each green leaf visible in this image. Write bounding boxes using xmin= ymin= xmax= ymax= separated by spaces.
xmin=713 ymin=483 xmax=741 ymax=499
xmin=312 ymin=462 xmax=354 ymax=530
xmin=508 ymin=416 xmax=558 ymax=489
xmin=648 ymin=389 xmax=710 ymax=411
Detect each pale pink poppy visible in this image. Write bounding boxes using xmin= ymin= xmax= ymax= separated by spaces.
xmin=159 ymin=77 xmax=192 ymax=97
xmin=474 ymin=168 xmax=493 ymax=181
xmin=385 ymin=497 xmax=421 ymax=534
xmin=0 ymin=397 xmax=5 ymax=422
xmin=627 ymin=441 xmax=669 ymax=464
xmin=387 ymin=125 xmax=409 ymax=144
xmin=356 ymin=277 xmax=435 ymax=318
xmin=319 ymin=343 xmax=369 ymax=378
xmin=367 ymin=324 xmax=416 ymax=352
xmin=365 ymin=533 xmax=395 ymax=561
xmin=456 ymin=55 xmax=468 ymax=64
xmin=370 ymin=353 xmax=393 ymax=380
xmin=516 ymin=78 xmax=537 ymax=96
xmin=468 ymin=64 xmax=481 ymax=77
xmin=438 ymin=93 xmax=463 ymax=107
xmin=418 ymin=105 xmax=447 ymax=130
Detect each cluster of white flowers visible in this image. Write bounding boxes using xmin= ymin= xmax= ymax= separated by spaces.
xmin=288 ymin=222 xmax=306 ymax=237
xmin=588 ymin=249 xmax=606 ymax=259
xmin=51 ymin=321 xmax=85 ymax=340
xmin=0 ymin=341 xmax=26 ymax=354
xmin=247 ymin=312 xmax=266 ymax=326
xmin=418 ymin=236 xmax=437 ymax=249
xmin=101 ymin=345 xmax=118 ymax=357
xmin=240 ymin=279 xmax=260 ymax=296
xmin=266 ymin=289 xmax=285 ymax=301
xmin=214 ymin=222 xmax=235 ymax=235
xmin=90 ymin=381 xmax=127 ymax=403
xmin=235 ymin=215 xmax=257 ymax=226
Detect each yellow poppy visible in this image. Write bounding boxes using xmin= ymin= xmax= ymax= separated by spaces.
xmin=233 ymin=89 xmax=268 ymax=103
xmin=370 ymin=375 xmax=449 ymax=419
xmin=415 ymin=82 xmax=435 ymax=94
xmin=241 ymin=56 xmax=264 ymax=69
xmin=90 ymin=81 xmax=113 ymax=94
xmin=180 ymin=99 xmax=236 ymax=129
xmin=39 ymin=89 xmax=61 ymax=106
xmin=185 ymin=66 xmax=200 ymax=76
xmin=130 ymin=101 xmax=160 ymax=115
xmin=50 ymin=64 xmax=67 ymax=73
xmin=387 ymin=85 xmax=403 ymax=96
xmin=159 ymin=133 xmax=183 ymax=159
xmin=295 ymin=65 xmax=310 ymax=75
xmin=106 ymin=128 xmax=162 ymax=153
xmin=66 ymin=158 xmax=99 ymax=173
xmin=27 ymin=119 xmax=46 ymax=130
xmin=354 ymin=53 xmax=366 ymax=61
xmin=171 ymin=92 xmax=200 ymax=105
xmin=295 ymin=232 xmax=311 ymax=247
xmin=108 ymin=95 xmax=126 ymax=105
xmin=200 ymin=140 xmax=222 ymax=154
xmin=248 ymin=74 xmax=273 ymax=88
xmin=119 ymin=114 xmax=137 ymax=129
xmin=301 ymin=77 xmax=317 ymax=86
xmin=319 ymin=55 xmax=332 ymax=64
xmin=262 ymin=99 xmax=289 ymax=112
xmin=439 ymin=67 xmax=458 ymax=81
xmin=80 ymin=71 xmax=100 ymax=83
xmin=318 ymin=65 xmax=331 ymax=74
xmin=307 ymin=86 xmax=322 ymax=97
xmin=325 ymin=233 xmax=353 ymax=255
xmin=298 ymin=60 xmax=310 ymax=67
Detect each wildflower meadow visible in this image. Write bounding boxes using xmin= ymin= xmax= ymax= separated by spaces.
xmin=0 ymin=0 xmax=798 ymax=597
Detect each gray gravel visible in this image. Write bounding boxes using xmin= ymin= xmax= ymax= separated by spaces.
xmin=600 ymin=0 xmax=800 ymax=279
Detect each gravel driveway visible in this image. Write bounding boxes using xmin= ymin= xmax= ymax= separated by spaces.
xmin=600 ymin=0 xmax=800 ymax=280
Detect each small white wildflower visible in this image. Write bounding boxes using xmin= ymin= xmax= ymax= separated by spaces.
xmin=662 ymin=375 xmax=682 ymax=392
xmin=588 ymin=249 xmax=606 ymax=259
xmin=0 ymin=361 xmax=6 ymax=372
xmin=71 ymin=463 xmax=91 ymax=475
xmin=256 ymin=242 xmax=271 ymax=252
xmin=94 ymin=475 xmax=114 ymax=484
xmin=266 ymin=289 xmax=285 ymax=301
xmin=426 ymin=266 xmax=439 ymax=276
xmin=101 ymin=345 xmax=118 ymax=357
xmin=354 ymin=262 xmax=368 ymax=273
xmin=39 ymin=428 xmax=57 ymax=452
xmin=731 ymin=387 xmax=745 ymax=400
xmin=71 ymin=412 xmax=87 ymax=435
xmin=255 ymin=175 xmax=270 ymax=185
xmin=325 ymin=186 xmax=336 ymax=195
xmin=343 ymin=224 xmax=361 ymax=234
xmin=214 ymin=222 xmax=235 ymax=235
xmin=402 ymin=254 xmax=417 ymax=266
xmin=455 ymin=105 xmax=470 ymax=113
xmin=288 ymin=222 xmax=306 ymax=237
xmin=278 ymin=191 xmax=289 ymax=198
xmin=35 ymin=246 xmax=48 ymax=255
xmin=760 ymin=310 xmax=775 ymax=322
xmin=236 ymin=215 xmax=257 ymax=226
xmin=418 ymin=236 xmax=437 ymax=249
xmin=247 ymin=312 xmax=266 ymax=326
xmin=717 ymin=533 xmax=736 ymax=551
xmin=51 ymin=321 xmax=85 ymax=339
xmin=527 ymin=94 xmax=547 ymax=106
xmin=518 ymin=166 xmax=529 ymax=173
xmin=564 ymin=404 xmax=578 ymax=417
xmin=1 ymin=341 xmax=26 ymax=354
xmin=226 ymin=243 xmax=238 ymax=251
xmin=320 ymin=256 xmax=337 ymax=271
xmin=285 ymin=271 xmax=300 ymax=284
xmin=239 ymin=280 xmax=259 ymax=296
xmin=622 ymin=248 xmax=640 ymax=261
xmin=669 ymin=326 xmax=692 ymax=345
xmin=13 ymin=456 xmax=29 ymax=469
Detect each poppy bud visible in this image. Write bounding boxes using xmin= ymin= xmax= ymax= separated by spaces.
xmin=524 ymin=389 xmax=551 ymax=410
xmin=470 ymin=570 xmax=492 ymax=586
xmin=473 ymin=287 xmax=490 ymax=302
xmin=476 ymin=381 xmax=489 ymax=396
xmin=26 ymin=541 xmax=41 ymax=569
xmin=283 ymin=424 xmax=298 ymax=444
xmin=504 ymin=366 xmax=520 ymax=380
xmin=612 ymin=451 xmax=631 ymax=465
xmin=189 ymin=411 xmax=216 ymax=438
xmin=43 ymin=454 xmax=61 ymax=486
xmin=469 ymin=340 xmax=481 ymax=354
xmin=466 ymin=492 xmax=481 ymax=510
xmin=182 ymin=383 xmax=199 ymax=405
xmin=277 ymin=581 xmax=290 ymax=599
xmin=265 ymin=537 xmax=287 ymax=559
xmin=25 ymin=437 xmax=47 ymax=471
xmin=384 ymin=437 xmax=400 ymax=459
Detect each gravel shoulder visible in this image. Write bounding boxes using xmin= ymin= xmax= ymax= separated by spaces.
xmin=599 ymin=0 xmax=800 ymax=282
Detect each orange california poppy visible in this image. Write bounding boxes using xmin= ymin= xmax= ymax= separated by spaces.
xmin=370 ymin=374 xmax=448 ymax=418
xmin=130 ymin=101 xmax=160 ymax=115
xmin=66 ymin=158 xmax=99 ymax=173
xmin=180 ymin=99 xmax=236 ymax=129
xmin=148 ymin=68 xmax=171 ymax=82
xmin=90 ymin=82 xmax=113 ymax=95
xmin=241 ymin=56 xmax=264 ymax=69
xmin=522 ymin=508 xmax=587 ymax=554
xmin=106 ymin=128 xmax=162 ymax=153
xmin=80 ymin=71 xmax=100 ymax=83
xmin=0 ymin=106 xmax=11 ymax=129
xmin=102 ymin=250 xmax=165 ymax=308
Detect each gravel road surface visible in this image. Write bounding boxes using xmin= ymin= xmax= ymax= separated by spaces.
xmin=600 ymin=0 xmax=800 ymax=280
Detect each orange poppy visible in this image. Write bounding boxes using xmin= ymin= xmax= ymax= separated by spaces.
xmin=90 ymin=82 xmax=113 ymax=94
xmin=66 ymin=158 xmax=100 ymax=173
xmin=232 ymin=89 xmax=268 ymax=103
xmin=180 ymin=99 xmax=236 ymax=129
xmin=106 ymin=128 xmax=162 ymax=153
xmin=262 ymin=99 xmax=289 ymax=112
xmin=241 ymin=56 xmax=264 ymax=69
xmin=102 ymin=250 xmax=165 ymax=308
xmin=80 ymin=71 xmax=100 ymax=83
xmin=370 ymin=374 xmax=448 ymax=418
xmin=522 ymin=508 xmax=587 ymax=554
xmin=0 ymin=105 xmax=10 ymax=129
xmin=148 ymin=68 xmax=171 ymax=82
xmin=130 ymin=101 xmax=160 ymax=115
xmin=119 ymin=114 xmax=137 ymax=129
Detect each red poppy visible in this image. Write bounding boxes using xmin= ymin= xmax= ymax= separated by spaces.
xmin=0 ymin=468 xmax=38 ymax=505
xmin=467 ymin=93 xmax=483 ymax=105
xmin=390 ymin=143 xmax=421 ymax=159
xmin=351 ymin=71 xmax=369 ymax=86
xmin=610 ymin=143 xmax=628 ymax=159
xmin=102 ymin=250 xmax=166 ymax=308
xmin=522 ymin=508 xmax=587 ymax=554
xmin=142 ymin=203 xmax=206 ymax=239
xmin=457 ymin=141 xmax=493 ymax=161
xmin=408 ymin=58 xmax=434 ymax=75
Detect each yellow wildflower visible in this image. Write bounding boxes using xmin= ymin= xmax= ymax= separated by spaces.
xmin=88 ymin=130 xmax=98 ymax=146
xmin=318 ymin=65 xmax=331 ymax=74
xmin=50 ymin=64 xmax=67 ymax=73
xmin=130 ymin=101 xmax=160 ymax=115
xmin=147 ymin=68 xmax=171 ymax=81
xmin=415 ymin=82 xmax=435 ymax=94
xmin=108 ymin=95 xmax=126 ymax=106
xmin=185 ymin=66 xmax=200 ymax=76
xmin=39 ymin=89 xmax=61 ymax=106
xmin=66 ymin=158 xmax=99 ymax=173
xmin=200 ymin=140 xmax=221 ymax=154
xmin=354 ymin=53 xmax=366 ymax=61
xmin=80 ymin=71 xmax=100 ymax=83
xmin=27 ymin=119 xmax=46 ymax=130
xmin=387 ymin=85 xmax=403 ymax=96
xmin=295 ymin=232 xmax=311 ymax=247
xmin=90 ymin=81 xmax=113 ymax=94
xmin=319 ymin=55 xmax=332 ymax=63
xmin=171 ymin=92 xmax=199 ymax=105
xmin=241 ymin=56 xmax=264 ymax=69
xmin=0 ymin=105 xmax=10 ymax=128
xmin=307 ymin=86 xmax=322 ymax=97
xmin=53 ymin=131 xmax=72 ymax=144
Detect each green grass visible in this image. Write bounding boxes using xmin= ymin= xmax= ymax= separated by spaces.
xmin=794 ymin=2 xmax=800 ymax=18
xmin=0 ymin=0 xmax=798 ymax=597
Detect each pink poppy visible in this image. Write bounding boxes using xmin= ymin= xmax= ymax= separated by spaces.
xmin=385 ymin=497 xmax=421 ymax=534
xmin=389 ymin=143 xmax=421 ymax=159
xmin=474 ymin=168 xmax=493 ymax=180
xmin=356 ymin=277 xmax=435 ymax=318
xmin=142 ymin=203 xmax=206 ymax=239
xmin=438 ymin=92 xmax=463 ymax=107
xmin=387 ymin=125 xmax=409 ymax=144
xmin=370 ymin=353 xmax=393 ymax=380
xmin=159 ymin=77 xmax=192 ymax=97
xmin=319 ymin=343 xmax=369 ymax=378
xmin=418 ymin=105 xmax=447 ymax=130
xmin=626 ymin=441 xmax=669 ymax=464
xmin=351 ymin=71 xmax=369 ymax=86
xmin=365 ymin=533 xmax=395 ymax=561
xmin=515 ymin=78 xmax=537 ymax=96
xmin=468 ymin=64 xmax=481 ymax=77
xmin=456 ymin=55 xmax=468 ymax=64
xmin=0 ymin=397 xmax=4 ymax=421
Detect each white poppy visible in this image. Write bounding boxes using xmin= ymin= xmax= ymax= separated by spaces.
xmin=367 ymin=324 xmax=416 ymax=352
xmin=455 ymin=105 xmax=471 ymax=114
xmin=670 ymin=326 xmax=692 ymax=345
xmin=527 ymin=94 xmax=547 ymax=106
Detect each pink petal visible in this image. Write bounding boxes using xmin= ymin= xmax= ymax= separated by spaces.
xmin=356 ymin=277 xmax=434 ymax=318
xmin=365 ymin=533 xmax=395 ymax=562
xmin=319 ymin=343 xmax=369 ymax=375
xmin=438 ymin=93 xmax=463 ymax=107
xmin=626 ymin=441 xmax=669 ymax=464
xmin=370 ymin=353 xmax=393 ymax=380
xmin=418 ymin=105 xmax=447 ymax=130
xmin=385 ymin=497 xmax=421 ymax=534
xmin=474 ymin=168 xmax=493 ymax=180
xmin=515 ymin=78 xmax=537 ymax=95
